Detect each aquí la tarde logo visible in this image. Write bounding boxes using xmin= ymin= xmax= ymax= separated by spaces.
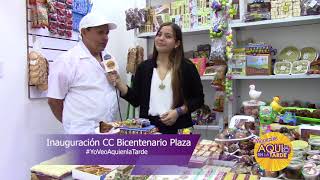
xmin=254 ymin=132 xmax=293 ymax=171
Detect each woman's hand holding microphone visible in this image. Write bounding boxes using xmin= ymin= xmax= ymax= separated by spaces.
xmin=107 ymin=71 xmax=120 ymax=87
xmin=106 ymin=71 xmax=128 ymax=96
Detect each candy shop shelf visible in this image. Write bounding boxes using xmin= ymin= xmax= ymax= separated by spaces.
xmin=231 ymin=74 xmax=320 ymax=80
xmin=137 ymin=26 xmax=210 ymax=38
xmin=230 ymin=15 xmax=320 ymax=29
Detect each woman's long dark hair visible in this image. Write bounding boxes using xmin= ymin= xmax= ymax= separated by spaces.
xmin=152 ymin=22 xmax=185 ymax=108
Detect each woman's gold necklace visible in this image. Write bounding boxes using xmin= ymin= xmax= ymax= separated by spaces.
xmin=157 ymin=60 xmax=171 ymax=90
xmin=159 ymin=82 xmax=166 ymax=90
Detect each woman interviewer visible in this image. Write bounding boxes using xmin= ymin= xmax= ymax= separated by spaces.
xmin=108 ymin=22 xmax=204 ymax=134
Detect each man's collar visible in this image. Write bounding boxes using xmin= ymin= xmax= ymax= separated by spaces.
xmin=78 ymin=41 xmax=91 ymax=59
xmin=78 ymin=41 xmax=108 ymax=60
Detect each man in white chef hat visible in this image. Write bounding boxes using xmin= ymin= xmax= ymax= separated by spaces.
xmin=47 ymin=12 xmax=119 ymax=134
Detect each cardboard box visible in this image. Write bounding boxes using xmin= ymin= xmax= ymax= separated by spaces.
xmin=182 ymin=14 xmax=191 ymax=29
xmin=153 ymin=4 xmax=171 ymax=31
xmin=246 ymin=55 xmax=272 ymax=75
xmin=230 ymin=59 xmax=246 ymax=75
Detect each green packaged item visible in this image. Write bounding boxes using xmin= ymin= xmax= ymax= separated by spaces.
xmin=259 ymin=106 xmax=276 ymax=125
xmin=277 ymin=46 xmax=301 ymax=62
xmin=291 ymin=60 xmax=310 ymax=75
xmin=274 ymin=61 xmax=292 ymax=75
xmin=301 ymin=47 xmax=318 ymax=62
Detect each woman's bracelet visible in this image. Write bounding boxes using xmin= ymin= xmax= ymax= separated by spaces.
xmin=176 ymin=107 xmax=184 ymax=116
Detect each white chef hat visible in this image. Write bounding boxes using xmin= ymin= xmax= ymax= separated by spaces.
xmin=79 ymin=12 xmax=117 ymax=32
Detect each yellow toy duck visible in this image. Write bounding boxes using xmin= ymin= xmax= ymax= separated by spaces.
xmin=270 ymin=96 xmax=283 ymax=113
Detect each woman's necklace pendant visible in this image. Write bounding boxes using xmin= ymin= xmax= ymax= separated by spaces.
xmin=159 ymin=82 xmax=165 ymax=90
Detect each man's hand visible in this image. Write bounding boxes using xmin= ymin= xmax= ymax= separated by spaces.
xmin=160 ymin=110 xmax=179 ymax=126
xmin=48 ymin=98 xmax=64 ymax=123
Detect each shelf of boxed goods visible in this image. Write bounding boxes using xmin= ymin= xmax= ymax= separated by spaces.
xmin=224 ymin=74 xmax=320 ymax=121
xmin=137 ymin=15 xmax=320 ymax=38
xmin=230 ymin=15 xmax=320 ymax=29
xmin=227 ymin=15 xmax=320 ymax=126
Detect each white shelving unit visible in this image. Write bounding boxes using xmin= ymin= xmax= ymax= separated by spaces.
xmin=230 ymin=15 xmax=320 ymax=29
xmin=228 ymin=15 xmax=320 ymax=121
xmin=200 ymin=74 xmax=320 ymax=81
xmin=231 ymin=74 xmax=320 ymax=80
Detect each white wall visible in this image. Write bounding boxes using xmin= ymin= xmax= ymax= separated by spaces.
xmin=0 ymin=0 xmax=146 ymax=179
xmin=0 ymin=0 xmax=63 ymax=179
xmin=91 ymin=0 xmax=147 ymax=118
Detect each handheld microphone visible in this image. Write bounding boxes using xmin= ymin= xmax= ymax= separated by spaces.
xmin=103 ymin=54 xmax=123 ymax=121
